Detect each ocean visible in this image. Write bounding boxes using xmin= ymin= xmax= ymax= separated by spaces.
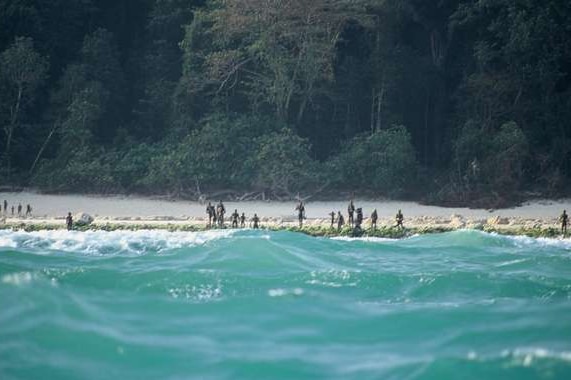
xmin=1 ymin=229 xmax=570 ymax=379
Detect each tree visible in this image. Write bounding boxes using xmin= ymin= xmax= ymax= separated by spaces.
xmin=0 ymin=36 xmax=48 ymax=176
xmin=194 ymin=0 xmax=351 ymax=126
xmin=331 ymin=126 xmax=418 ymax=196
xmin=251 ymin=128 xmax=320 ymax=196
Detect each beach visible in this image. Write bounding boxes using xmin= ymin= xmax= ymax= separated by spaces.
xmin=0 ymin=191 xmax=569 ymax=233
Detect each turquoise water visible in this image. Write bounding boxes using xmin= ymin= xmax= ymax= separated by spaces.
xmin=1 ymin=229 xmax=570 ymax=380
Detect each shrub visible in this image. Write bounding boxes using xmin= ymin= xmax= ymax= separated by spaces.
xmin=330 ymin=126 xmax=418 ymax=196
xmin=250 ymin=128 xmax=322 ymax=195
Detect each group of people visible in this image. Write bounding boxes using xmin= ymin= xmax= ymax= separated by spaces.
xmin=206 ymin=201 xmax=261 ymax=229
xmin=327 ymin=200 xmax=404 ymax=231
xmin=56 ymin=203 xmax=571 ymax=236
xmin=203 ymin=199 xmax=406 ymax=231
xmin=296 ymin=199 xmax=404 ymax=231
xmin=1 ymin=200 xmax=32 ymax=217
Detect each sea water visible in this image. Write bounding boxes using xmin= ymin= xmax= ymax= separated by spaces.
xmin=1 ymin=229 xmax=570 ymax=379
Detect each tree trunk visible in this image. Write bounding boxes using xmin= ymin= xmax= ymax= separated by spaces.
xmin=376 ymin=84 xmax=384 ymax=132
xmin=424 ymin=90 xmax=431 ymax=165
xmin=4 ymin=86 xmax=23 ymax=176
xmin=370 ymin=88 xmax=376 ymax=133
xmin=30 ymin=122 xmax=59 ymax=175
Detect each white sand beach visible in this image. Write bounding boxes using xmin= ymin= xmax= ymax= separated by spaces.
xmin=0 ymin=191 xmax=569 ymax=228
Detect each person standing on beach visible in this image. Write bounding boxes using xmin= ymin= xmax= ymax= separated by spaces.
xmin=396 ymin=209 xmax=404 ymax=229
xmin=295 ymin=201 xmax=305 ymax=228
xmin=348 ymin=199 xmax=355 ymax=227
xmin=240 ymin=213 xmax=246 ymax=228
xmin=252 ymin=214 xmax=260 ymax=229
xmin=217 ymin=201 xmax=226 ymax=227
xmin=355 ymin=208 xmax=363 ymax=229
xmin=25 ymin=204 xmax=32 ymax=217
xmin=11 ymin=205 xmax=14 ymax=216
xmin=66 ymin=212 xmax=73 ymax=230
xmin=3 ymin=200 xmax=7 ymax=214
xmin=371 ymin=209 xmax=378 ymax=230
xmin=206 ymin=202 xmax=214 ymax=227
xmin=329 ymin=211 xmax=336 ymax=228
xmin=560 ymin=210 xmax=568 ymax=235
xmin=231 ymin=209 xmax=239 ymax=228
xmin=337 ymin=211 xmax=345 ymax=231
xmin=17 ymin=203 xmax=22 ymax=217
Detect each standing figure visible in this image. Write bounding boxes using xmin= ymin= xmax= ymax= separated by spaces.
xmin=11 ymin=206 xmax=14 ymax=216
xmin=329 ymin=211 xmax=336 ymax=228
xmin=66 ymin=212 xmax=73 ymax=231
xmin=295 ymin=201 xmax=305 ymax=228
xmin=231 ymin=209 xmax=239 ymax=228
xmin=355 ymin=208 xmax=363 ymax=229
xmin=252 ymin=214 xmax=260 ymax=229
xmin=396 ymin=209 xmax=404 ymax=229
xmin=337 ymin=211 xmax=345 ymax=231
xmin=347 ymin=199 xmax=355 ymax=227
xmin=217 ymin=200 xmax=226 ymax=227
xmin=25 ymin=204 xmax=32 ymax=217
xmin=206 ymin=202 xmax=214 ymax=227
xmin=3 ymin=200 xmax=7 ymax=214
xmin=371 ymin=209 xmax=378 ymax=230
xmin=240 ymin=212 xmax=246 ymax=228
xmin=560 ymin=210 xmax=568 ymax=235
xmin=17 ymin=203 xmax=22 ymax=217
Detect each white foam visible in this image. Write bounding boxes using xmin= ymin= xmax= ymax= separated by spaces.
xmin=330 ymin=236 xmax=397 ymax=243
xmin=168 ymin=283 xmax=223 ymax=301
xmin=1 ymin=272 xmax=34 ymax=285
xmin=268 ymin=288 xmax=304 ymax=297
xmin=0 ymin=229 xmax=236 ymax=255
xmin=502 ymin=347 xmax=571 ymax=364
xmin=306 ymin=269 xmax=358 ymax=288
xmin=504 ymin=235 xmax=571 ymax=250
xmin=0 ymin=236 xmax=18 ymax=248
xmin=495 ymin=258 xmax=530 ymax=267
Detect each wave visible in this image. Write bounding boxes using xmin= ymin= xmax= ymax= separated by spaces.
xmin=2 ymin=228 xmax=571 ymax=380
xmin=0 ymin=229 xmax=237 ymax=256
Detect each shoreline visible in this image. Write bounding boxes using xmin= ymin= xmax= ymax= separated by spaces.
xmin=0 ymin=215 xmax=565 ymax=239
xmin=0 ymin=191 xmax=569 ymax=239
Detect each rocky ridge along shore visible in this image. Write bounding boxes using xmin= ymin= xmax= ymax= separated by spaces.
xmin=0 ymin=213 xmax=565 ymax=239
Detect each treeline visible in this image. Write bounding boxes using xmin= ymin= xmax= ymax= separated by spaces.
xmin=1 ymin=0 xmax=570 ymax=206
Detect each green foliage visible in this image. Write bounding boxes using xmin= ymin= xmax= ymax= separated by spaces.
xmin=250 ymin=128 xmax=321 ymax=195
xmin=111 ymin=143 xmax=158 ymax=192
xmin=32 ymin=147 xmax=114 ymax=192
xmin=489 ymin=121 xmax=529 ymax=190
xmin=2 ymin=0 xmax=571 ymax=205
xmin=453 ymin=120 xmax=529 ymax=193
xmin=331 ymin=126 xmax=418 ymax=196
xmin=0 ymin=36 xmax=48 ymax=174
xmin=143 ymin=114 xmax=279 ymax=192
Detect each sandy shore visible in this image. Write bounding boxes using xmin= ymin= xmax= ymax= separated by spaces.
xmin=0 ymin=191 xmax=569 ymax=232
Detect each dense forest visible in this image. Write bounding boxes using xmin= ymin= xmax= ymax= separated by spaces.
xmin=1 ymin=0 xmax=570 ymax=206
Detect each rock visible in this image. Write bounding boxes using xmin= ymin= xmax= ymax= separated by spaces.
xmin=525 ymin=221 xmax=542 ymax=229
xmin=74 ymin=212 xmax=94 ymax=226
xmin=487 ymin=216 xmax=509 ymax=225
xmin=468 ymin=223 xmax=484 ymax=230
xmin=450 ymin=214 xmax=466 ymax=228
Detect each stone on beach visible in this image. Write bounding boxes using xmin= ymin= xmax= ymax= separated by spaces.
xmin=450 ymin=214 xmax=466 ymax=228
xmin=74 ymin=212 xmax=94 ymax=226
xmin=487 ymin=216 xmax=509 ymax=225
